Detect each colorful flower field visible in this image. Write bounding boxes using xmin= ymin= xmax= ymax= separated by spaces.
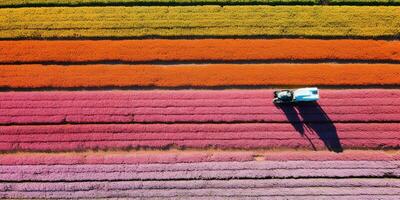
xmin=0 ymin=0 xmax=399 ymax=199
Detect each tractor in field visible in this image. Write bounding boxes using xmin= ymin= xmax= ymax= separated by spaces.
xmin=273 ymin=87 xmax=319 ymax=104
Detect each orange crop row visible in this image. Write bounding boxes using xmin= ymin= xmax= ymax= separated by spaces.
xmin=1 ymin=64 xmax=399 ymax=88
xmin=1 ymin=39 xmax=399 ymax=63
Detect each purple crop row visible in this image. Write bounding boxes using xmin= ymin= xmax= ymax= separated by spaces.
xmin=1 ymin=186 xmax=399 ymax=199
xmin=0 ymin=195 xmax=395 ymax=200
xmin=0 ymin=157 xmax=398 ymax=198
xmin=2 ymin=161 xmax=396 ymax=173
xmin=1 ymin=179 xmax=399 ymax=191
xmin=0 ymin=161 xmax=398 ymax=182
xmin=1 ymin=189 xmax=399 ymax=199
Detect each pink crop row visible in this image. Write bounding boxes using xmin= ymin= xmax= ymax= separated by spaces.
xmin=0 ymin=152 xmax=253 ymax=165
xmin=1 ymin=113 xmax=399 ymax=124
xmin=2 ymin=106 xmax=397 ymax=116
xmin=1 ymin=131 xmax=399 ymax=142
xmin=0 ymin=139 xmax=398 ymax=152
xmin=1 ymin=123 xmax=398 ymax=135
xmin=1 ymin=90 xmax=399 ymax=124
xmin=1 ymin=90 xmax=399 ymax=101
xmin=1 ymin=98 xmax=399 ymax=109
xmin=0 ymin=123 xmax=398 ymax=151
xmin=264 ymin=151 xmax=400 ymax=161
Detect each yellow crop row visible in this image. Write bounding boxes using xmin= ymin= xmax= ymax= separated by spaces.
xmin=0 ymin=6 xmax=399 ymax=39
xmin=1 ymin=0 xmax=400 ymax=7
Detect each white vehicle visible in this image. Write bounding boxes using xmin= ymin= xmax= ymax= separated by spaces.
xmin=273 ymin=87 xmax=319 ymax=104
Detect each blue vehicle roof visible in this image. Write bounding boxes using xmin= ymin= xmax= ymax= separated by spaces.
xmin=293 ymin=87 xmax=319 ymax=102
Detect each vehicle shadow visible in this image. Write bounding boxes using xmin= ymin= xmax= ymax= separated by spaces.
xmin=276 ymin=102 xmax=343 ymax=153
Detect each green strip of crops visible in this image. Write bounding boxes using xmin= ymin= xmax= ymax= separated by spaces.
xmin=1 ymin=0 xmax=400 ymax=7
xmin=0 ymin=6 xmax=399 ymax=39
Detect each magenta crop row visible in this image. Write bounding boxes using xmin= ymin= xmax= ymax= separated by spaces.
xmin=1 ymin=90 xmax=399 ymax=124
xmin=0 ymin=123 xmax=398 ymax=151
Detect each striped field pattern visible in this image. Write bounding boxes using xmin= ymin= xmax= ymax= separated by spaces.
xmin=0 ymin=0 xmax=399 ymax=199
